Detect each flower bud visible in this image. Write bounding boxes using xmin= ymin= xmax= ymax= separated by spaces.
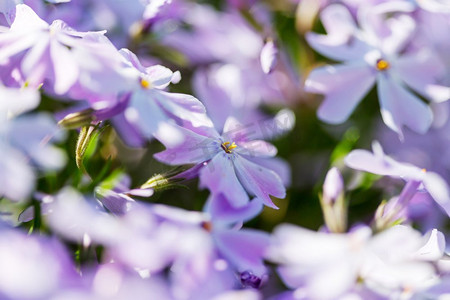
xmin=323 ymin=167 xmax=344 ymax=204
xmin=260 ymin=39 xmax=278 ymax=74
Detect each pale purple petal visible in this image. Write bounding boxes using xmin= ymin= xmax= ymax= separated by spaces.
xmin=10 ymin=4 xmax=48 ymax=32
xmin=423 ymin=172 xmax=450 ymax=216
xmin=344 ymin=143 xmax=422 ymax=179
xmin=244 ymin=156 xmax=291 ymax=187
xmin=377 ymin=74 xmax=433 ymax=136
xmin=0 ymin=86 xmax=40 ymax=117
xmin=205 ymin=193 xmax=263 ymax=224
xmin=306 ymin=4 xmax=369 ymax=61
xmin=233 ymin=155 xmax=286 ymax=209
xmin=145 ymin=65 xmax=175 ymax=89
xmin=155 ymin=91 xmax=207 ymax=126
xmin=214 ymin=229 xmax=270 ymax=276
xmin=50 ymin=39 xmax=79 ymax=94
xmin=20 ymin=36 xmax=49 ymax=83
xmin=306 ymin=62 xmax=376 ymax=124
xmin=395 ymin=49 xmax=450 ymax=103
xmin=414 ymin=229 xmax=446 ymax=261
xmin=154 ymin=127 xmax=219 ymax=165
xmin=0 ymin=145 xmax=34 ymax=201
xmin=236 ymin=140 xmax=277 ymax=158
xmin=199 ymin=154 xmax=250 ymax=208
xmin=0 ymin=33 xmax=41 ymax=67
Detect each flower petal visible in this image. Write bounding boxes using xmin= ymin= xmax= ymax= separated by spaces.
xmin=306 ymin=4 xmax=369 ymax=61
xmin=233 ymin=155 xmax=286 ymax=209
xmin=306 ymin=62 xmax=376 ymax=124
xmin=205 ymin=193 xmax=263 ymax=224
xmin=50 ymin=39 xmax=79 ymax=94
xmin=395 ymin=50 xmax=450 ymax=103
xmin=214 ymin=229 xmax=270 ymax=276
xmin=377 ymin=74 xmax=433 ymax=137
xmin=199 ymin=154 xmax=250 ymax=208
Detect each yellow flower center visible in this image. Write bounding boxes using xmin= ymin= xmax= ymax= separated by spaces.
xmin=376 ymin=59 xmax=390 ymax=71
xmin=140 ymin=78 xmax=152 ymax=89
xmin=221 ymin=141 xmax=237 ymax=154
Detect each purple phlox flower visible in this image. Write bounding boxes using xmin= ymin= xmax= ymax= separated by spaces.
xmin=0 ymin=226 xmax=79 ymax=300
xmin=305 ymin=3 xmax=450 ymax=137
xmin=345 ymin=141 xmax=450 ymax=216
xmin=95 ymin=178 xmax=270 ymax=290
xmin=37 ymin=187 xmax=265 ymax=299
xmin=203 ymin=193 xmax=270 ymax=281
xmin=114 ymin=48 xmax=208 ymax=147
xmin=0 ymin=4 xmax=134 ymax=97
xmin=155 ymin=117 xmax=287 ymax=209
xmin=267 ymin=224 xmax=445 ymax=299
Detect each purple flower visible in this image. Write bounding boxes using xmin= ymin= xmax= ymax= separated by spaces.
xmin=112 ymin=48 xmax=207 ymax=147
xmin=267 ymin=224 xmax=445 ymax=299
xmin=155 ymin=117 xmax=287 ymax=209
xmin=345 ymin=141 xmax=450 ymax=216
xmin=0 ymin=4 xmax=132 ymax=96
xmin=305 ymin=3 xmax=450 ymax=137
xmin=0 ymin=226 xmax=78 ymax=300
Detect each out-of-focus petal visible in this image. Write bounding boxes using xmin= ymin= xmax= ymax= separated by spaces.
xmin=50 ymin=39 xmax=79 ymax=94
xmin=205 ymin=193 xmax=263 ymax=224
xmin=395 ymin=50 xmax=450 ymax=103
xmin=10 ymin=4 xmax=48 ymax=32
xmin=377 ymin=74 xmax=433 ymax=137
xmin=306 ymin=4 xmax=369 ymax=61
xmin=414 ymin=229 xmax=446 ymax=261
xmin=422 ymin=172 xmax=450 ymax=216
xmin=145 ymin=65 xmax=174 ymax=88
xmin=0 ymin=145 xmax=34 ymax=201
xmin=306 ymin=62 xmax=376 ymax=124
xmin=215 ymin=229 xmax=270 ymax=276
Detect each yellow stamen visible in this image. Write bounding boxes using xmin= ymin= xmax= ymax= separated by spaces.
xmin=376 ymin=59 xmax=390 ymax=71
xmin=421 ymin=168 xmax=427 ymax=173
xmin=221 ymin=141 xmax=237 ymax=153
xmin=140 ymin=79 xmax=151 ymax=89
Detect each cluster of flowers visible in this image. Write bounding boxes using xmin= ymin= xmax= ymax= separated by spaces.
xmin=0 ymin=0 xmax=450 ymax=299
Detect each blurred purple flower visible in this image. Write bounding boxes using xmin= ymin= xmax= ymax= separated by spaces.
xmin=0 ymin=226 xmax=78 ymax=300
xmin=305 ymin=3 xmax=450 ymax=137
xmin=267 ymin=224 xmax=445 ymax=299
xmin=345 ymin=141 xmax=450 ymax=216
xmin=0 ymin=86 xmax=65 ymax=201
xmin=0 ymin=4 xmax=133 ymax=96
